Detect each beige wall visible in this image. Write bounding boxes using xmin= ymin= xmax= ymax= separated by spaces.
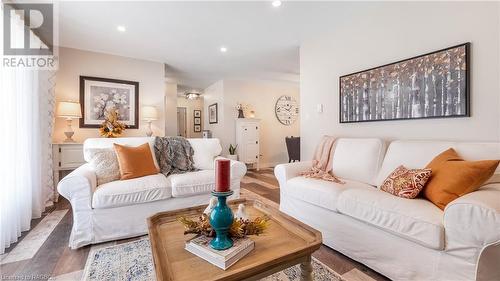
xmin=53 ymin=47 xmax=165 ymax=142
xmin=177 ymin=97 xmax=204 ymax=138
xmin=204 ymin=79 xmax=300 ymax=167
xmin=300 ymin=2 xmax=500 ymax=159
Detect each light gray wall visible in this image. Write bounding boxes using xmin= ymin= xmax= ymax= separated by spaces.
xmin=300 ymin=2 xmax=500 ymax=159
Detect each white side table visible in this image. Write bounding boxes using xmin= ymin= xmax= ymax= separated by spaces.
xmin=52 ymin=143 xmax=85 ymax=201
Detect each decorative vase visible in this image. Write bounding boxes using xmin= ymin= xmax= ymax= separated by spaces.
xmin=209 ymin=190 xmax=234 ymax=250
xmin=226 ymin=154 xmax=238 ymax=161
xmin=237 ymin=109 xmax=245 ymax=118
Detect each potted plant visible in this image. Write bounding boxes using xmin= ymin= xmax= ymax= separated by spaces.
xmin=227 ymin=144 xmax=238 ymax=160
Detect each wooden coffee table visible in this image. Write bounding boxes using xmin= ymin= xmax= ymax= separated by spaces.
xmin=147 ymin=198 xmax=322 ymax=281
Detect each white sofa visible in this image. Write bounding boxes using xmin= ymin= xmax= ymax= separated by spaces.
xmin=275 ymin=138 xmax=500 ymax=281
xmin=58 ymin=137 xmax=246 ymax=249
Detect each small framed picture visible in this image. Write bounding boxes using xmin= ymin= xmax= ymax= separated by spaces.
xmin=208 ymin=103 xmax=218 ymax=124
xmin=194 ymin=117 xmax=201 ymax=125
xmin=194 ymin=125 xmax=201 ymax=132
xmin=194 ymin=110 xmax=201 ymax=118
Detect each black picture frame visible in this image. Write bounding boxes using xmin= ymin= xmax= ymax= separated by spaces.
xmin=79 ymin=76 xmax=139 ymax=128
xmin=194 ymin=125 xmax=201 ymax=132
xmin=208 ymin=103 xmax=218 ymax=124
xmin=339 ymin=43 xmax=470 ymax=123
xmin=194 ymin=110 xmax=201 ymax=118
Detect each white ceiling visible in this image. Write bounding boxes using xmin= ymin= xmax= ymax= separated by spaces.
xmin=58 ymin=1 xmax=320 ymax=90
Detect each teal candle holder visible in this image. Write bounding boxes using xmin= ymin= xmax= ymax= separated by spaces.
xmin=209 ymin=190 xmax=234 ymax=250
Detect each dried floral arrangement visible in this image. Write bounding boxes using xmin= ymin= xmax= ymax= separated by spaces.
xmin=99 ymin=109 xmax=126 ymax=138
xmin=178 ymin=214 xmax=270 ymax=238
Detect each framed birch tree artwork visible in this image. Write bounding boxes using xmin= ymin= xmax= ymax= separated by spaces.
xmin=339 ymin=43 xmax=470 ymax=123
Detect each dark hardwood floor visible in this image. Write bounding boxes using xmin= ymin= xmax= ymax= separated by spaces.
xmin=0 ymin=168 xmax=389 ymax=281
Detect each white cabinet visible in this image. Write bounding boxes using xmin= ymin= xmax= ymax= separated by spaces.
xmin=52 ymin=143 xmax=85 ymax=201
xmin=236 ymin=118 xmax=260 ymax=170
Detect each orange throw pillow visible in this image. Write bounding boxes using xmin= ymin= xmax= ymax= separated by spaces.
xmin=423 ymin=148 xmax=499 ymax=210
xmin=114 ymin=143 xmax=159 ymax=180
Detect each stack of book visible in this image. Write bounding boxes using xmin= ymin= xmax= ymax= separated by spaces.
xmin=185 ymin=235 xmax=254 ymax=270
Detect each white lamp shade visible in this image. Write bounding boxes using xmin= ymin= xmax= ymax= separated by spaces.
xmin=142 ymin=106 xmax=158 ymax=121
xmin=57 ymin=101 xmax=82 ymax=118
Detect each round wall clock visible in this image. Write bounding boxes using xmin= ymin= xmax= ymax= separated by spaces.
xmin=275 ymin=95 xmax=299 ymax=125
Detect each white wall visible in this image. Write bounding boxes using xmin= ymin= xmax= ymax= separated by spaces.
xmin=177 ymin=97 xmax=204 ymax=138
xmin=164 ymin=82 xmax=178 ymax=136
xmin=300 ymin=2 xmax=500 ymax=159
xmin=54 ymin=47 xmax=165 ymax=142
xmin=203 ymin=80 xmax=226 ymax=144
xmin=204 ymin=79 xmax=300 ymax=167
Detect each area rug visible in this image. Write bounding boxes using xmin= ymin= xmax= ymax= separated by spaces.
xmin=82 ymin=238 xmax=343 ymax=281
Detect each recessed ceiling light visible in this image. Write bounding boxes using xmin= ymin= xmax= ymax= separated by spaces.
xmin=117 ymin=25 xmax=126 ymax=32
xmin=220 ymin=46 xmax=227 ymax=53
xmin=272 ymin=1 xmax=282 ymax=7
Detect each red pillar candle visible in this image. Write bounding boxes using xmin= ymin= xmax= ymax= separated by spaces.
xmin=215 ymin=159 xmax=231 ymax=192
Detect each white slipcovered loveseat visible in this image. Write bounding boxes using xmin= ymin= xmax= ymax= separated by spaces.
xmin=275 ymin=138 xmax=500 ymax=281
xmin=58 ymin=137 xmax=246 ymax=249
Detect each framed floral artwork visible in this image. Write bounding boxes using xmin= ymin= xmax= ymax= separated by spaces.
xmin=79 ymin=76 xmax=139 ymax=128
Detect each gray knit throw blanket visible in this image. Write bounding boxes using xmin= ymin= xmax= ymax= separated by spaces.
xmin=154 ymin=136 xmax=198 ymax=177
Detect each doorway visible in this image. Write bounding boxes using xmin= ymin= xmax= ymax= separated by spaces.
xmin=177 ymin=107 xmax=187 ymax=137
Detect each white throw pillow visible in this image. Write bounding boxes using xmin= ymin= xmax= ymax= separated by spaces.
xmin=88 ymin=148 xmax=121 ymax=186
xmin=188 ymin=138 xmax=222 ymax=170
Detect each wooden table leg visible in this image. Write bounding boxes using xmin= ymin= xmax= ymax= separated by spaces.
xmin=300 ymin=255 xmax=313 ymax=281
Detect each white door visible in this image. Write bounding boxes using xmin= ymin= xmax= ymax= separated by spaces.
xmin=177 ymin=107 xmax=187 ymax=137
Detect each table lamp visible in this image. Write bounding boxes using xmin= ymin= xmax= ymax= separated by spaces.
xmin=142 ymin=106 xmax=158 ymax=137
xmin=57 ymin=101 xmax=82 ymax=142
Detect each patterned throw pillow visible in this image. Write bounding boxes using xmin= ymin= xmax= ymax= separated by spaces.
xmin=87 ymin=148 xmax=121 ymax=186
xmin=380 ymin=165 xmax=432 ymax=199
